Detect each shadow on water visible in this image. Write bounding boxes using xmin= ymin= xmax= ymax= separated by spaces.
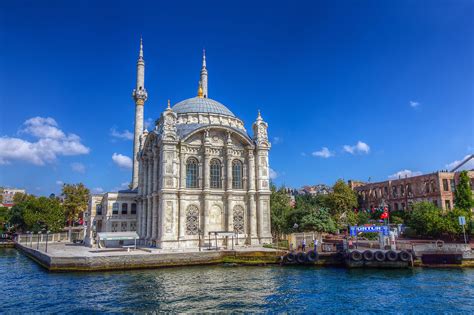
xmin=2 ymin=248 xmax=474 ymax=313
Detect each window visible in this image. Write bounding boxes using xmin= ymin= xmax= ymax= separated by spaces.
xmin=384 ymin=186 xmax=388 ymax=196
xmin=131 ymin=203 xmax=137 ymax=215
xmin=186 ymin=205 xmax=199 ymax=235
xmin=210 ymin=159 xmax=222 ymax=189
xmin=112 ymin=203 xmax=119 ymax=215
xmin=443 ymin=179 xmax=449 ymax=191
xmin=394 ymin=203 xmax=399 ymax=211
xmin=392 ymin=186 xmax=398 ymax=198
xmin=232 ymin=160 xmax=243 ymax=189
xmin=111 ymin=222 xmax=118 ymax=232
xmin=96 ymin=204 xmax=102 ymax=215
xmin=407 ymin=184 xmax=412 ymax=196
xmin=401 ymin=203 xmax=405 ymax=210
xmin=121 ymin=203 xmax=128 ymax=215
xmin=121 ymin=222 xmax=127 ymax=232
xmin=425 ymin=182 xmax=430 ymax=194
xmin=130 ymin=222 xmax=136 ymax=231
xmin=450 ymin=179 xmax=455 ymax=192
xmin=186 ymin=158 xmax=199 ymax=188
xmin=400 ymin=185 xmax=405 ymax=196
xmin=233 ymin=206 xmax=245 ymax=233
xmin=445 ymin=200 xmax=451 ymax=210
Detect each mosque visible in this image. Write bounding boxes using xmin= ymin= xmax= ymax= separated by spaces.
xmin=85 ymin=40 xmax=272 ymax=249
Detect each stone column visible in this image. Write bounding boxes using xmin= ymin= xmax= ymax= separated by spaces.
xmin=203 ymin=196 xmax=210 ymax=236
xmin=247 ymin=149 xmax=257 ymax=241
xmin=227 ymin=197 xmax=233 ymax=232
xmin=249 ymin=194 xmax=257 ymax=240
xmin=146 ymin=157 xmax=153 ymax=240
xmin=180 ymin=149 xmax=186 ymax=189
xmin=179 ymin=196 xmax=185 ymax=239
xmin=204 ymin=147 xmax=210 ymax=190
xmin=226 ymin=149 xmax=233 ymax=191
xmin=141 ymin=160 xmax=148 ymax=238
xmin=151 ymin=148 xmax=159 ymax=240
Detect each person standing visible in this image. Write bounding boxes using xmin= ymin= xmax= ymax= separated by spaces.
xmin=314 ymin=238 xmax=319 ymax=252
xmin=302 ymin=239 xmax=306 ymax=252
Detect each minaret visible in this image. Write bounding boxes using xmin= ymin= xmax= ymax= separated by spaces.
xmin=132 ymin=37 xmax=148 ymax=189
xmin=200 ymin=49 xmax=208 ymax=98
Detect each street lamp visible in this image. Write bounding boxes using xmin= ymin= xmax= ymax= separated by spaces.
xmin=36 ymin=231 xmax=41 ymax=250
xmin=198 ymin=228 xmax=202 ymax=252
xmin=45 ymin=230 xmax=50 ymax=252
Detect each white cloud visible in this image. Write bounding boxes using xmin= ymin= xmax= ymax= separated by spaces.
xmin=92 ymin=187 xmax=104 ymax=193
xmin=343 ymin=141 xmax=370 ymax=155
xmin=269 ymin=168 xmax=278 ymax=180
xmin=446 ymin=155 xmax=474 ymax=171
xmin=388 ymin=169 xmax=422 ymax=180
xmin=56 ymin=180 xmax=64 ymax=186
xmin=272 ymin=137 xmax=282 ymax=145
xmin=71 ymin=162 xmax=86 ymax=173
xmin=0 ymin=117 xmax=89 ymax=165
xmin=110 ymin=127 xmax=133 ymax=141
xmin=312 ymin=147 xmax=334 ymax=158
xmin=112 ymin=153 xmax=133 ymax=169
xmin=409 ymin=101 xmax=420 ymax=108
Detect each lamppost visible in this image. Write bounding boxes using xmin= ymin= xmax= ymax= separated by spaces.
xmin=198 ymin=228 xmax=202 ymax=252
xmin=45 ymin=230 xmax=50 ymax=253
xmin=27 ymin=231 xmax=32 ymax=247
xmin=234 ymin=227 xmax=239 ymax=246
xmin=36 ymin=231 xmax=41 ymax=250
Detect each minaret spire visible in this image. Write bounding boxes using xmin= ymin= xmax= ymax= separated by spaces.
xmin=200 ymin=49 xmax=208 ymax=98
xmin=131 ymin=37 xmax=148 ymax=190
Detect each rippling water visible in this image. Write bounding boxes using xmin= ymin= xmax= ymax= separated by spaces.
xmin=1 ymin=248 xmax=474 ymax=313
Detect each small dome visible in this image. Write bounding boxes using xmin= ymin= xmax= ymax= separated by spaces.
xmin=172 ymin=97 xmax=235 ymax=117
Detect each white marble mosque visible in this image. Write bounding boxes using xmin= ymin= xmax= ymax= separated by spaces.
xmin=85 ymin=39 xmax=272 ymax=249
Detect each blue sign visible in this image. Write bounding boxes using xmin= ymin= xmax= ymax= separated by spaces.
xmin=350 ymin=225 xmax=389 ymax=236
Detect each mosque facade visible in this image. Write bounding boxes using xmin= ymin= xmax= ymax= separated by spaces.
xmin=86 ymin=40 xmax=272 ymax=249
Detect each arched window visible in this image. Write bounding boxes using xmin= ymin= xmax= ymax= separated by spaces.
xmin=186 ymin=158 xmax=199 ymax=188
xmin=233 ymin=206 xmax=244 ymax=233
xmin=186 ymin=205 xmax=199 ymax=235
xmin=210 ymin=159 xmax=222 ymax=189
xmin=232 ymin=160 xmax=243 ymax=189
xmin=121 ymin=203 xmax=128 ymax=215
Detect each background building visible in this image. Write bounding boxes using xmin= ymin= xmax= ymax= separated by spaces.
xmin=0 ymin=188 xmax=26 ymax=208
xmin=349 ymin=170 xmax=474 ymax=211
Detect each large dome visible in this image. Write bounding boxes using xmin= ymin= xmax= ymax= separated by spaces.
xmin=172 ymin=97 xmax=235 ymax=117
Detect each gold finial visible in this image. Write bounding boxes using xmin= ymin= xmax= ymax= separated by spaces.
xmin=167 ymin=99 xmax=171 ymax=109
xmin=197 ymin=81 xmax=204 ymax=98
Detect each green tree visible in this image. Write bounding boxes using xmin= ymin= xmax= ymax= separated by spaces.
xmin=270 ymin=184 xmax=292 ymax=241
xmin=62 ymin=183 xmax=90 ymax=230
xmin=357 ymin=211 xmax=370 ymax=225
xmin=300 ymin=207 xmax=337 ymax=233
xmin=23 ymin=196 xmax=65 ymax=233
xmin=406 ymin=202 xmax=444 ymax=237
xmin=454 ymin=171 xmax=473 ymax=211
xmin=326 ymin=179 xmax=358 ymax=226
xmin=9 ymin=195 xmax=65 ymax=233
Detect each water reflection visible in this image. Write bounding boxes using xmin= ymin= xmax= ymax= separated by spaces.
xmin=1 ymin=249 xmax=473 ymax=313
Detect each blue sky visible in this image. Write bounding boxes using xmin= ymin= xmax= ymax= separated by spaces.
xmin=0 ymin=0 xmax=473 ymax=196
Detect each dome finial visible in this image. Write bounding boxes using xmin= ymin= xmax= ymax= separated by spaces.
xmin=167 ymin=99 xmax=171 ymax=109
xmin=197 ymin=81 xmax=204 ymax=98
